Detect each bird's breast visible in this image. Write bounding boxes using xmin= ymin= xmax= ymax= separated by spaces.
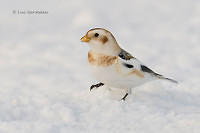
xmin=88 ymin=51 xmax=117 ymax=67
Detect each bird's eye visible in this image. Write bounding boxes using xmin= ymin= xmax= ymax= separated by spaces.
xmin=94 ymin=33 xmax=99 ymax=37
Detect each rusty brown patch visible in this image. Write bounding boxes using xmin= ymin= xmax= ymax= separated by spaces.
xmin=88 ymin=51 xmax=95 ymax=64
xmin=88 ymin=51 xmax=117 ymax=66
xmin=89 ymin=28 xmax=109 ymax=33
xmin=128 ymin=69 xmax=144 ymax=78
xmin=100 ymin=36 xmax=108 ymax=44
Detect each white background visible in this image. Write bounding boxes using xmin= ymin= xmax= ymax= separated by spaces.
xmin=0 ymin=0 xmax=200 ymax=132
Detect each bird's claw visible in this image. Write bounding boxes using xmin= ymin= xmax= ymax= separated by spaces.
xmin=90 ymin=83 xmax=104 ymax=91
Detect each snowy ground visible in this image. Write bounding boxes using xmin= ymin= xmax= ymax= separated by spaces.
xmin=0 ymin=0 xmax=200 ymax=133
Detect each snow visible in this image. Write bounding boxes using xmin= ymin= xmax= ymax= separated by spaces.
xmin=0 ymin=0 xmax=200 ymax=132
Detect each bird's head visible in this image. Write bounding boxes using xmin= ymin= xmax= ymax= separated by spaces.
xmin=81 ymin=28 xmax=121 ymax=55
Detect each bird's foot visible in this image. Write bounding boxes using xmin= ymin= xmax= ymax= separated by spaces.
xmin=90 ymin=83 xmax=104 ymax=91
xmin=121 ymin=93 xmax=128 ymax=101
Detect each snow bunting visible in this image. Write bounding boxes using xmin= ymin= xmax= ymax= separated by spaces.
xmin=81 ymin=28 xmax=177 ymax=100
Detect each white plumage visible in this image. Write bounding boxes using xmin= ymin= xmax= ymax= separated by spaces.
xmin=81 ymin=28 xmax=177 ymax=100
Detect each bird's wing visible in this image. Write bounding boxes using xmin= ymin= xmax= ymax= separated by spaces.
xmin=118 ymin=49 xmax=145 ymax=71
xmin=118 ymin=49 xmax=178 ymax=83
xmin=118 ymin=49 xmax=135 ymax=60
xmin=117 ymin=49 xmax=147 ymax=77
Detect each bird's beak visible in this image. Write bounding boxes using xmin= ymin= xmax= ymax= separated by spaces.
xmin=80 ymin=35 xmax=91 ymax=42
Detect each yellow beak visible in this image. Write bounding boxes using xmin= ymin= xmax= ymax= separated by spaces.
xmin=80 ymin=35 xmax=91 ymax=42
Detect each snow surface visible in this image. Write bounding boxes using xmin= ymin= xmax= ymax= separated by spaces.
xmin=0 ymin=0 xmax=200 ymax=133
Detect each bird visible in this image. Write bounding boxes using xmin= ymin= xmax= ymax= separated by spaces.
xmin=81 ymin=28 xmax=177 ymax=100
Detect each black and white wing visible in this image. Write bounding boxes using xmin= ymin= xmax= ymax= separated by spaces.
xmin=118 ymin=49 xmax=177 ymax=83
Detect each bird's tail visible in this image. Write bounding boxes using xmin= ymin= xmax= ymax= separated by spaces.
xmin=156 ymin=75 xmax=178 ymax=83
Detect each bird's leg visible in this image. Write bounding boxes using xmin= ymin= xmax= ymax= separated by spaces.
xmin=90 ymin=83 xmax=104 ymax=91
xmin=121 ymin=93 xmax=128 ymax=101
xmin=121 ymin=88 xmax=131 ymax=101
